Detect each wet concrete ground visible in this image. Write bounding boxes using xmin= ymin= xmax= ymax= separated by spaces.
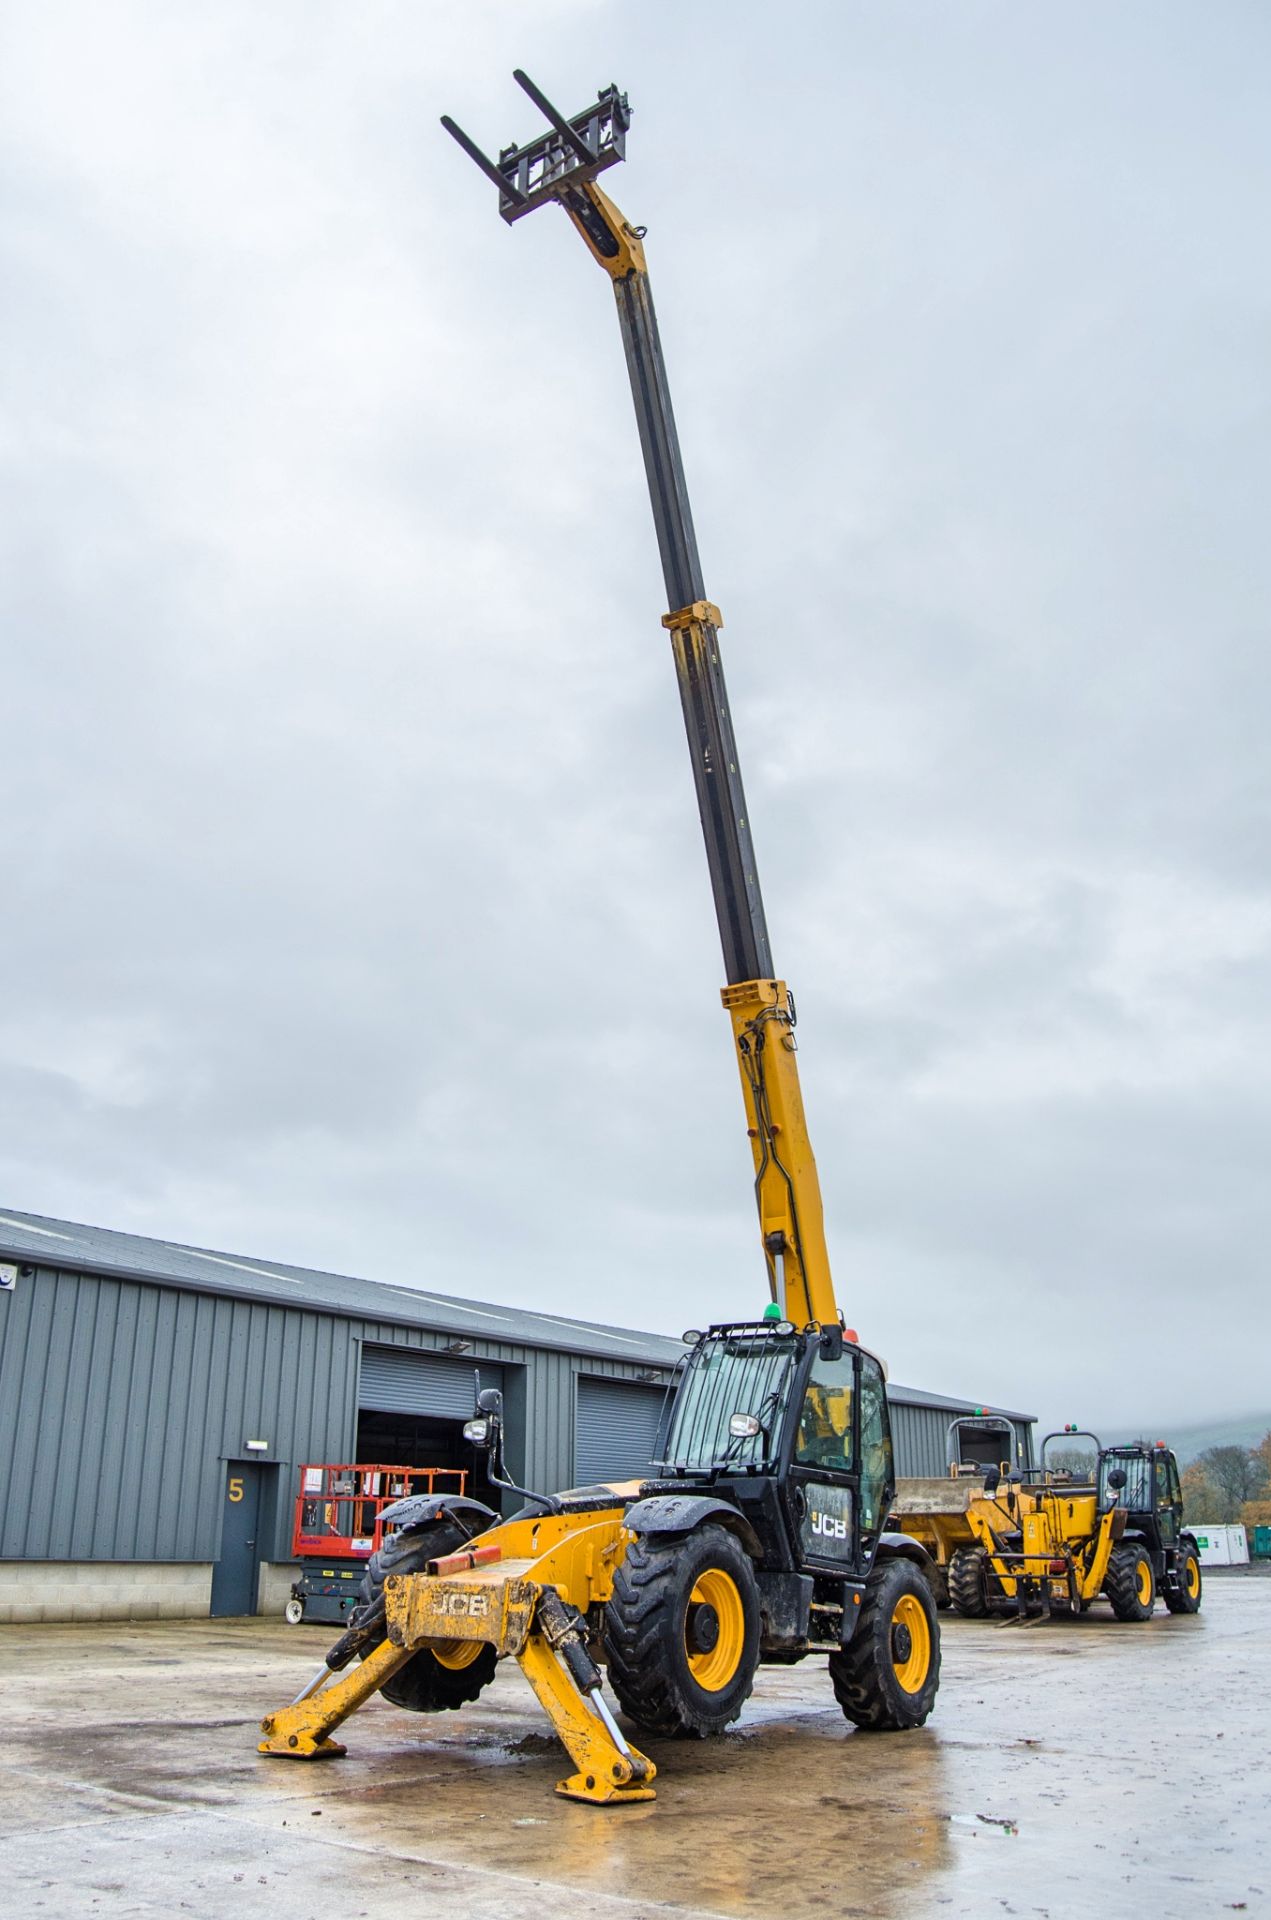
xmin=0 ymin=1574 xmax=1267 ymax=1919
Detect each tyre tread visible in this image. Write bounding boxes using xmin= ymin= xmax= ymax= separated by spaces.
xmin=356 ymin=1521 xmax=497 ymax=1712
xmin=948 ymin=1544 xmax=989 ymax=1617
xmin=604 ymin=1525 xmax=759 ymax=1739
xmin=1104 ymin=1542 xmax=1154 ymax=1622
xmin=828 ymin=1559 xmax=940 ymax=1732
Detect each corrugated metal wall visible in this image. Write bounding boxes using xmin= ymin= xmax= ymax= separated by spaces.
xmin=0 ymin=1266 xmax=675 ymax=1566
xmin=888 ymin=1398 xmax=1032 ymax=1478
xmin=0 ymin=1262 xmax=1031 ymax=1569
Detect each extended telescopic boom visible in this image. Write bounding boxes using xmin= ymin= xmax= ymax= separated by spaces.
xmin=442 ymin=76 xmax=840 ymax=1333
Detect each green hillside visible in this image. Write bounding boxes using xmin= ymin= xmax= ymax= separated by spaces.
xmin=1098 ymin=1414 xmax=1271 ymax=1468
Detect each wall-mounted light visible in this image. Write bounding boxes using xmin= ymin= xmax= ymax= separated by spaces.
xmin=634 ymin=1369 xmax=662 ymax=1384
xmin=443 ymin=1338 xmax=472 ymax=1355
xmin=244 ymin=1439 xmax=270 ymax=1452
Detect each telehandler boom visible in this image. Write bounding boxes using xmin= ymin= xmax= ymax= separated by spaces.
xmin=443 ymin=74 xmax=837 ymax=1331
xmin=258 ymin=75 xmax=940 ymax=1806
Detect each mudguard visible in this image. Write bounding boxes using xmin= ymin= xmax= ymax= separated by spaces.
xmin=377 ymin=1493 xmax=499 ymax=1535
xmin=874 ymin=1530 xmax=934 ymax=1570
xmin=623 ymin=1494 xmax=763 ymax=1559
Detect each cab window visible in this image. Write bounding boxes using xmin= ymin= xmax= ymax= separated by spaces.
xmin=858 ymin=1356 xmax=893 ymax=1533
xmin=795 ymin=1352 xmax=854 ymax=1472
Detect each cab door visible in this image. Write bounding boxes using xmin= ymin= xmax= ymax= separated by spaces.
xmin=1155 ymin=1453 xmax=1180 ymax=1549
xmin=783 ymin=1347 xmax=897 ymax=1579
xmin=787 ymin=1345 xmax=858 ymax=1575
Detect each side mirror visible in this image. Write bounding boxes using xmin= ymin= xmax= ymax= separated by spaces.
xmin=819 ymin=1325 xmax=844 ymax=1363
xmin=1107 ymin=1468 xmax=1127 ymax=1492
xmin=465 ymin=1385 xmax=504 ymax=1449
xmin=983 ymin=1467 xmax=1001 ymax=1495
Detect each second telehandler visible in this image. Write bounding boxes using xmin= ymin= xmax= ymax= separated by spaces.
xmin=258 ymin=74 xmax=940 ymax=1806
xmin=945 ymin=1429 xmax=1203 ymax=1622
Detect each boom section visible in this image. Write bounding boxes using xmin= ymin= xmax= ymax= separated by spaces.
xmin=441 ymin=77 xmax=838 ymax=1333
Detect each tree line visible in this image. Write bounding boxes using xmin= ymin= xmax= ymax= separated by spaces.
xmin=1180 ymin=1432 xmax=1271 ymax=1528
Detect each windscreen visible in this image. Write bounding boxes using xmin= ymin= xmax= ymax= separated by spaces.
xmin=1042 ymin=1434 xmax=1099 ymax=1483
xmin=1099 ymin=1451 xmax=1152 ymax=1512
xmin=656 ymin=1329 xmax=800 ymax=1474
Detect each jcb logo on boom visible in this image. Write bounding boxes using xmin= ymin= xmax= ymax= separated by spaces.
xmin=810 ymin=1510 xmax=848 ymax=1541
xmin=435 ymin=1591 xmax=489 ymax=1618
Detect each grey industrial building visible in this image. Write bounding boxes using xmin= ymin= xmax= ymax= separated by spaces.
xmin=0 ymin=1208 xmax=1034 ymax=1622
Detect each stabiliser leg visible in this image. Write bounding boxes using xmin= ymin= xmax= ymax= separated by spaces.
xmin=258 ymin=1636 xmax=412 ymax=1758
xmin=517 ymin=1592 xmax=656 ymax=1804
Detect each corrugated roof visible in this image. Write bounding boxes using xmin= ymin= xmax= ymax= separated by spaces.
xmin=889 ymin=1378 xmax=1035 ymax=1423
xmin=0 ymin=1205 xmax=1033 ymax=1420
xmin=0 ymin=1207 xmax=685 ymax=1367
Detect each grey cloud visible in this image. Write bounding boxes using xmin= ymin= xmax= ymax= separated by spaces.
xmin=2 ymin=1 xmax=1268 ymax=1432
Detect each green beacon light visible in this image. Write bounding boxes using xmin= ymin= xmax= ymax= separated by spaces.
xmin=763 ymin=1302 xmax=783 ymax=1321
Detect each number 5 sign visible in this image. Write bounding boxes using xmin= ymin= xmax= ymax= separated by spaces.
xmin=228 ymin=1476 xmax=245 ymax=1503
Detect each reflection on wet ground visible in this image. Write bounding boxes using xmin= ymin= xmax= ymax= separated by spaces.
xmin=0 ymin=1575 xmax=1267 ymax=1917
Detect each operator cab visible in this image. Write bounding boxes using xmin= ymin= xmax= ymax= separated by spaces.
xmin=652 ymin=1319 xmax=895 ymax=1581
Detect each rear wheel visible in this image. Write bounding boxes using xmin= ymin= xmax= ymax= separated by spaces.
xmin=604 ymin=1524 xmax=761 ymax=1738
xmin=924 ymin=1561 xmax=951 ymax=1611
xmin=829 ymin=1558 xmax=940 ymax=1731
xmin=1164 ymin=1545 xmax=1203 ymax=1615
xmin=1105 ymin=1543 xmax=1155 ymax=1622
xmin=283 ymin=1596 xmax=304 ymax=1625
xmin=948 ymin=1545 xmax=989 ymax=1617
xmin=355 ymin=1522 xmax=498 ymax=1712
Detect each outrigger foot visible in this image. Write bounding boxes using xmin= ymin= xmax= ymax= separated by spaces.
xmin=555 ymin=1770 xmax=657 ymax=1806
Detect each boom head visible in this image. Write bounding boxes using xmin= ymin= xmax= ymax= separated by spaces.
xmin=441 ymin=74 xmax=630 ymax=226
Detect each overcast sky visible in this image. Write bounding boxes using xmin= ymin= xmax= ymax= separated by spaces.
xmin=3 ymin=2 xmax=1268 ymax=1435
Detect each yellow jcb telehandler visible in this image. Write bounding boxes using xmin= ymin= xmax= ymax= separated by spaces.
xmin=258 ymin=74 xmax=943 ymax=1806
xmin=944 ymin=1428 xmax=1203 ymax=1622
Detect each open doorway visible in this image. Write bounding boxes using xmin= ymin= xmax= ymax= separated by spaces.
xmin=354 ymin=1409 xmax=501 ymax=1510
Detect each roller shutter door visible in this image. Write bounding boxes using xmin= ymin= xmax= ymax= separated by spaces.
xmin=574 ymin=1377 xmax=666 ymax=1486
xmin=358 ymin=1346 xmax=501 ymax=1417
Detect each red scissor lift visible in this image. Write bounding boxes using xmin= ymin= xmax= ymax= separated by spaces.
xmin=285 ymin=1462 xmax=467 ymax=1625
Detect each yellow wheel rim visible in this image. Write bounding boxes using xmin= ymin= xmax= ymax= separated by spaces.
xmin=431 ymin=1638 xmax=484 ymax=1671
xmin=1135 ymin=1558 xmax=1153 ymax=1606
xmin=891 ymin=1592 xmax=932 ymax=1694
xmin=686 ymin=1568 xmax=746 ymax=1692
xmin=1185 ymin=1555 xmax=1200 ymax=1597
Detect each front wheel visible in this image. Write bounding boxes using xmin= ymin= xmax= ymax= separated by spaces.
xmin=829 ymin=1558 xmax=940 ymax=1731
xmin=355 ymin=1522 xmax=498 ymax=1712
xmin=604 ymin=1524 xmax=761 ymax=1738
xmin=1105 ymin=1543 xmax=1155 ymax=1622
xmin=284 ymin=1595 xmax=304 ymax=1626
xmin=1164 ymin=1544 xmax=1203 ymax=1615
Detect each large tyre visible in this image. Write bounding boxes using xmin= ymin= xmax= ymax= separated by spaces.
xmin=356 ymin=1522 xmax=497 ymax=1712
xmin=604 ymin=1524 xmax=761 ymax=1739
xmin=948 ymin=1544 xmax=989 ymax=1617
xmin=829 ymin=1558 xmax=940 ymax=1732
xmin=1104 ymin=1543 xmax=1155 ymax=1622
xmin=924 ymin=1561 xmax=951 ymax=1612
xmin=1164 ymin=1543 xmax=1203 ymax=1615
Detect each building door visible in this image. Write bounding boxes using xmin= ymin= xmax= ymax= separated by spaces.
xmin=357 ymin=1348 xmax=506 ymax=1508
xmin=211 ymin=1461 xmax=263 ymax=1616
xmin=574 ymin=1378 xmax=666 ymax=1486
